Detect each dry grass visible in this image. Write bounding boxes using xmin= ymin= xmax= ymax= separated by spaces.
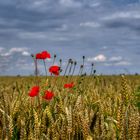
xmin=0 ymin=75 xmax=140 ymax=140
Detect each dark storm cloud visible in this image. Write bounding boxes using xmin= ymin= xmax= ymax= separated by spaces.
xmin=0 ymin=0 xmax=140 ymax=75
xmin=0 ymin=3 xmax=72 ymax=32
xmin=103 ymin=18 xmax=140 ymax=33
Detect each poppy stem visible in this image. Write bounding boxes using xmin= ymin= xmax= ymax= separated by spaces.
xmin=89 ymin=63 xmax=96 ymax=82
xmin=90 ymin=63 xmax=94 ymax=76
xmin=60 ymin=59 xmax=70 ymax=88
xmin=78 ymin=65 xmax=83 ymax=76
xmin=31 ymin=98 xmax=34 ymax=107
xmin=59 ymin=59 xmax=62 ymax=75
xmin=43 ymin=60 xmax=47 ymax=76
xmin=34 ymin=59 xmax=39 ymax=85
xmin=31 ymin=55 xmax=41 ymax=107
xmin=64 ymin=59 xmax=71 ymax=76
xmin=34 ymin=59 xmax=41 ymax=108
xmin=31 ymin=55 xmax=38 ymax=85
xmin=69 ymin=61 xmax=77 ymax=81
xmin=68 ymin=61 xmax=73 ymax=75
xmin=52 ymin=54 xmax=56 ymax=65
xmin=83 ymin=56 xmax=85 ymax=66
xmin=59 ymin=59 xmax=62 ymax=68
xmin=67 ymin=61 xmax=73 ymax=83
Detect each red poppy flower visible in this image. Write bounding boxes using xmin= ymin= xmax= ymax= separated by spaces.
xmin=41 ymin=51 xmax=51 ymax=59
xmin=64 ymin=82 xmax=74 ymax=88
xmin=42 ymin=90 xmax=54 ymax=100
xmin=28 ymin=86 xmax=40 ymax=97
xmin=49 ymin=65 xmax=60 ymax=76
xmin=36 ymin=53 xmax=42 ymax=59
xmin=36 ymin=51 xmax=51 ymax=60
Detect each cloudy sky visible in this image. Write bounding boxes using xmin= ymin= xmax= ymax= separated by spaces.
xmin=0 ymin=0 xmax=140 ymax=75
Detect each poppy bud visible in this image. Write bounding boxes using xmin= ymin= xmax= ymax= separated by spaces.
xmin=31 ymin=54 xmax=34 ymax=58
xmin=92 ymin=63 xmax=94 ymax=66
xmin=59 ymin=59 xmax=62 ymax=63
xmin=80 ymin=65 xmax=83 ymax=68
xmin=71 ymin=61 xmax=73 ymax=64
xmin=69 ymin=59 xmax=72 ymax=63
xmin=74 ymin=61 xmax=77 ymax=65
xmin=83 ymin=56 xmax=85 ymax=59
xmin=54 ymin=54 xmax=57 ymax=58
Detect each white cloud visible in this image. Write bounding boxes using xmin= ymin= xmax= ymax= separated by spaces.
xmin=90 ymin=2 xmax=101 ymax=7
xmin=33 ymin=0 xmax=48 ymax=6
xmin=102 ymin=46 xmax=108 ymax=50
xmin=104 ymin=61 xmax=131 ymax=66
xmin=87 ymin=54 xmax=107 ymax=62
xmin=59 ymin=0 xmax=82 ymax=8
xmin=17 ymin=0 xmax=50 ymax=12
xmin=0 ymin=47 xmax=29 ymax=56
xmin=19 ymin=32 xmax=47 ymax=39
xmin=56 ymin=24 xmax=68 ymax=31
xmin=115 ymin=61 xmax=131 ymax=66
xmin=19 ymin=31 xmax=70 ymax=41
xmin=80 ymin=22 xmax=100 ymax=28
xmin=103 ymin=11 xmax=140 ymax=20
xmin=22 ymin=51 xmax=30 ymax=56
xmin=1 ymin=52 xmax=10 ymax=56
xmin=109 ymin=56 xmax=122 ymax=62
xmin=9 ymin=47 xmax=28 ymax=53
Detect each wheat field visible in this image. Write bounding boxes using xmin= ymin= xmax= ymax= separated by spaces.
xmin=0 ymin=75 xmax=140 ymax=140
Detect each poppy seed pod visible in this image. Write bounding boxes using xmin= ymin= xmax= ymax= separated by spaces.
xmin=74 ymin=61 xmax=77 ymax=65
xmin=80 ymin=65 xmax=83 ymax=68
xmin=71 ymin=61 xmax=73 ymax=64
xmin=93 ymin=70 xmax=96 ymax=73
xmin=59 ymin=59 xmax=62 ymax=63
xmin=69 ymin=59 xmax=72 ymax=63
xmin=83 ymin=56 xmax=85 ymax=59
xmin=31 ymin=54 xmax=34 ymax=58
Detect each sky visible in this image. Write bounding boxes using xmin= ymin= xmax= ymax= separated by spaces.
xmin=0 ymin=0 xmax=140 ymax=75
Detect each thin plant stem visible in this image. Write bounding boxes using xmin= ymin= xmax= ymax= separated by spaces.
xmin=69 ymin=62 xmax=77 ymax=81
xmin=43 ymin=60 xmax=47 ymax=76
xmin=59 ymin=59 xmax=71 ymax=89
xmin=52 ymin=54 xmax=56 ymax=65
xmin=34 ymin=59 xmax=41 ymax=108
